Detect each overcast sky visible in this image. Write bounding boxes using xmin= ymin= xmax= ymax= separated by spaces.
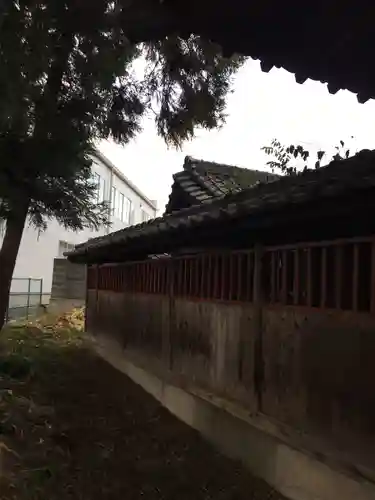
xmin=98 ymin=58 xmax=375 ymax=214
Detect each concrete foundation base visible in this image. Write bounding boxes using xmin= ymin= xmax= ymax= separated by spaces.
xmin=93 ymin=335 xmax=375 ymax=500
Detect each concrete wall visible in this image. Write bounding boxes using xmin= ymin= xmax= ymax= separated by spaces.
xmin=87 ymin=289 xmax=375 ymax=496
xmin=51 ymin=258 xmax=86 ymax=306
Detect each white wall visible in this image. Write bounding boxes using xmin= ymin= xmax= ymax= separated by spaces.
xmin=0 ymin=153 xmax=157 ymax=297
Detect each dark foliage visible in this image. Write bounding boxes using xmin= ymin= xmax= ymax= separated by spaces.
xmin=262 ymin=138 xmax=352 ymax=176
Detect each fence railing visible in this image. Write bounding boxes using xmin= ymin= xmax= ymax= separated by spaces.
xmin=6 ymin=278 xmax=49 ymax=323
xmin=87 ymin=235 xmax=375 ymax=314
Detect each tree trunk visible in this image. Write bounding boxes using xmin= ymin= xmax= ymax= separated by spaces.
xmin=0 ymin=205 xmax=29 ymax=332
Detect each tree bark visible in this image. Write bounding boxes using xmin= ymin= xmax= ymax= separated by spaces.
xmin=0 ymin=204 xmax=29 ymax=332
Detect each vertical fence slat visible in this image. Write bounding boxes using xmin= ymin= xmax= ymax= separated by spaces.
xmin=281 ymin=250 xmax=287 ymax=304
xmin=183 ymin=258 xmax=187 ymax=296
xmin=293 ymin=249 xmax=299 ymax=305
xmin=213 ymin=254 xmax=219 ymax=299
xmin=157 ymin=262 xmax=161 ymax=294
xmin=194 ymin=255 xmax=201 ymax=298
xmin=221 ymin=254 xmax=226 ymax=300
xmin=134 ymin=263 xmax=138 ymax=292
xmin=139 ymin=263 xmax=143 ymax=293
xmin=253 ymin=244 xmax=264 ymax=412
xmin=335 ymin=245 xmax=342 ymax=309
xmin=229 ymin=253 xmax=234 ymax=301
xmin=246 ymin=252 xmax=252 ymax=301
xmin=237 ymin=253 xmax=242 ymax=301
xmin=307 ymin=248 xmax=312 ymax=307
xmin=200 ymin=255 xmax=205 ymax=298
xmin=146 ymin=262 xmax=149 ymax=293
xmin=153 ymin=262 xmax=157 ymax=293
xmin=371 ymin=242 xmax=375 ymax=313
xmin=271 ymin=251 xmax=276 ymax=303
xmin=188 ymin=258 xmax=193 ymax=297
xmin=146 ymin=263 xmax=149 ymax=293
xmin=176 ymin=259 xmax=181 ymax=296
xmin=353 ymin=244 xmax=359 ymax=311
xmin=208 ymin=254 xmax=213 ymax=299
xmin=321 ymin=247 xmax=327 ymax=308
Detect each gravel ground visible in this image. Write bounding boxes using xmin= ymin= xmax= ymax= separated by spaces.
xmin=0 ymin=322 xmax=285 ymax=500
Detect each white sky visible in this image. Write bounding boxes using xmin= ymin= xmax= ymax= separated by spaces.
xmin=98 ymin=58 xmax=375 ymax=214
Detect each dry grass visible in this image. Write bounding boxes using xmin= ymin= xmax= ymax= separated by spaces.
xmin=0 ymin=309 xmax=284 ymax=500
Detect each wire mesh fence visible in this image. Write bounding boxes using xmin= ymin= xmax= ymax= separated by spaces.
xmin=5 ymin=278 xmax=49 ymax=323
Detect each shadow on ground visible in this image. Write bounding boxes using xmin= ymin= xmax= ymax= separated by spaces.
xmin=0 ymin=316 xmax=284 ymax=500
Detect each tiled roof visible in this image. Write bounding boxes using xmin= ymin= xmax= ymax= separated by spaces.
xmin=68 ymin=150 xmax=375 ymax=263
xmin=165 ymin=156 xmax=278 ymax=213
xmin=136 ymin=1 xmax=375 ymax=102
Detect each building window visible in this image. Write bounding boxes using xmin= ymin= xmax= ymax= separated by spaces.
xmin=122 ymin=196 xmax=132 ymax=224
xmin=112 ymin=189 xmax=132 ymax=223
xmin=92 ymin=173 xmax=105 ymax=202
xmin=111 ymin=186 xmax=117 ymax=215
xmin=58 ymin=241 xmax=75 ymax=258
xmin=118 ymin=192 xmax=124 ymax=221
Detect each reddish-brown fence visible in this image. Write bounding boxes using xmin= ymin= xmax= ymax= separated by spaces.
xmin=87 ymin=236 xmax=375 ymax=313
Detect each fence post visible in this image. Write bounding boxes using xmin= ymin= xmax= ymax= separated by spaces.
xmin=39 ymin=279 xmax=43 ymax=308
xmin=94 ymin=264 xmax=99 ymax=334
xmin=253 ymin=244 xmax=264 ymax=413
xmin=165 ymin=260 xmax=175 ymax=371
xmin=26 ymin=278 xmax=31 ymax=320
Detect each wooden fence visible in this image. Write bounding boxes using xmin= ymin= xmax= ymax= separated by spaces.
xmin=87 ymin=236 xmax=375 ymax=313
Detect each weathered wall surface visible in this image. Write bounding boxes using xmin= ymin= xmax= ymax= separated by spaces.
xmin=262 ymin=307 xmax=375 ymax=454
xmin=172 ymin=299 xmax=258 ymax=409
xmin=89 ymin=292 xmax=258 ymax=409
xmin=87 ymin=289 xmax=375 ymax=480
xmin=90 ymin=291 xmax=168 ymax=373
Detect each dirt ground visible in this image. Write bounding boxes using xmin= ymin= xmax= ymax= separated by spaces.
xmin=0 ymin=313 xmax=285 ymax=500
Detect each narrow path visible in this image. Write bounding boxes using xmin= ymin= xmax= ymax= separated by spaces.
xmin=1 ymin=324 xmax=285 ymax=500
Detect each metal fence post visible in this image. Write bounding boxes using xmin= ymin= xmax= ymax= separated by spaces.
xmin=26 ymin=278 xmax=31 ymax=319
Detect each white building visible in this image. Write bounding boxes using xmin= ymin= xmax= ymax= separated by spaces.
xmin=1 ymin=150 xmax=157 ymax=300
